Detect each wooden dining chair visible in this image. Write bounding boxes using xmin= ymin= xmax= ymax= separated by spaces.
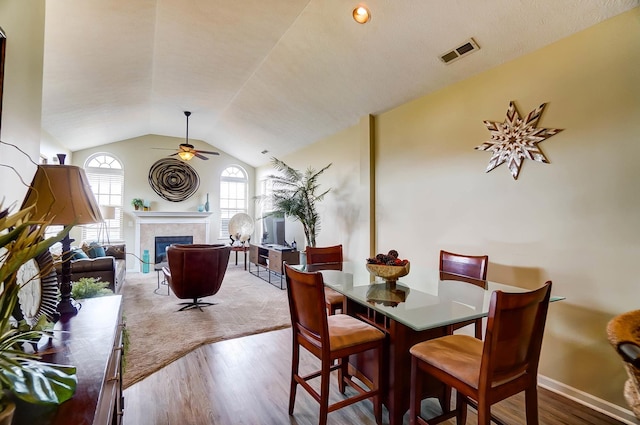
xmin=409 ymin=281 xmax=552 ymax=425
xmin=306 ymin=244 xmax=345 ymax=315
xmin=439 ymin=250 xmax=489 ymax=339
xmin=283 ymin=263 xmax=385 ymax=425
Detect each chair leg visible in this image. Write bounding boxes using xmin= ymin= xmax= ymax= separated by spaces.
xmin=440 ymin=384 xmax=452 ymax=414
xmin=410 ymin=356 xmax=422 ymax=425
xmin=177 ymin=299 xmax=215 ymax=311
xmin=338 ymin=357 xmax=347 ymax=394
xmin=525 ymin=386 xmax=539 ymax=425
xmin=288 ymin=342 xmax=299 ymax=415
xmin=373 ymin=345 xmax=382 ymax=425
xmin=319 ymin=357 xmax=331 ymax=425
xmin=474 ymin=318 xmax=483 ymax=339
xmin=476 ymin=398 xmax=491 ymax=425
xmin=456 ymin=391 xmax=468 ymax=425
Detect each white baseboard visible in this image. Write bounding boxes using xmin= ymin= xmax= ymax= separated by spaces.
xmin=539 ymin=375 xmax=639 ymax=425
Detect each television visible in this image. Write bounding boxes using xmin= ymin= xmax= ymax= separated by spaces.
xmin=261 ymin=216 xmax=286 ymax=247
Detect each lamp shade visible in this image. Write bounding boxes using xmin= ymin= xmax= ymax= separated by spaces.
xmin=178 ymin=150 xmax=195 ymax=161
xmin=100 ymin=205 xmax=116 ymax=220
xmin=21 ymin=165 xmax=103 ymax=226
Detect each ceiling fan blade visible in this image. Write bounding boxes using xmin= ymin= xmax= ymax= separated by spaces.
xmin=168 ymin=152 xmax=179 ymax=157
xmin=151 ymin=147 xmax=177 ymax=151
xmin=195 ymin=153 xmax=209 ymax=160
xmin=198 ymin=150 xmax=220 ymax=155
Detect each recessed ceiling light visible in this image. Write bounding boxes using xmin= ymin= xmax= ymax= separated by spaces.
xmin=352 ymin=6 xmax=371 ymax=24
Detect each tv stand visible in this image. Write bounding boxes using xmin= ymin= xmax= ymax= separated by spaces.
xmin=248 ymin=244 xmax=299 ymax=289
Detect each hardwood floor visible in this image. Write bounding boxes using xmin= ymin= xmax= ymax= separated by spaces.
xmin=124 ymin=328 xmax=624 ymax=425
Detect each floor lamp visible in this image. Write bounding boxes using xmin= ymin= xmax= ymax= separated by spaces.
xmin=21 ymin=163 xmax=103 ymax=316
xmin=99 ymin=205 xmax=116 ymax=244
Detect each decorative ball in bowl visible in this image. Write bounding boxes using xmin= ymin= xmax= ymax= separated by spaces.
xmin=366 ymin=262 xmax=410 ymax=285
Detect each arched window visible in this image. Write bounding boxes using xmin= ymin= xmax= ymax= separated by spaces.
xmin=83 ymin=153 xmax=124 ymax=242
xmin=220 ymin=166 xmax=248 ymax=239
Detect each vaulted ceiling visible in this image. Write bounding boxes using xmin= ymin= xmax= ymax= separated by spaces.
xmin=41 ymin=0 xmax=638 ymax=167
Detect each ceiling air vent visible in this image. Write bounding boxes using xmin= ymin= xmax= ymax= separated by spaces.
xmin=439 ymin=38 xmax=480 ymax=64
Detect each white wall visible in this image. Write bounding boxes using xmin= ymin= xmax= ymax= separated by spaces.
xmin=0 ymin=0 xmax=45 ymax=206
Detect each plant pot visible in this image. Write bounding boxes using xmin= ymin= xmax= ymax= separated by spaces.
xmin=134 ymin=205 xmax=139 ymax=210
xmin=0 ymin=401 xmax=15 ymax=425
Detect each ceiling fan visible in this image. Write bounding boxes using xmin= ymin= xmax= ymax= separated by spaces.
xmin=157 ymin=111 xmax=220 ymax=161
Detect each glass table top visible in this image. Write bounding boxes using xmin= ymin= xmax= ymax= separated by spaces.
xmin=293 ymin=262 xmax=564 ymax=332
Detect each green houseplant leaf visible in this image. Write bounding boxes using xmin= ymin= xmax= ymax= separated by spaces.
xmin=2 ymin=360 xmax=77 ymax=405
xmin=258 ymin=158 xmax=332 ymax=248
xmin=0 ymin=202 xmax=78 ymax=405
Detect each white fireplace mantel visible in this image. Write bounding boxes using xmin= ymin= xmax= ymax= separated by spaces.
xmin=133 ymin=211 xmax=213 ymax=219
xmin=133 ymin=211 xmax=213 ymax=272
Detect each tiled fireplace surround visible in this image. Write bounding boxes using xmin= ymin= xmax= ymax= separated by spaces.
xmin=133 ymin=211 xmax=213 ymax=272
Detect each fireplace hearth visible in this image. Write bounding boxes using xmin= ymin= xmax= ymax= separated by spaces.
xmin=154 ymin=236 xmax=193 ymax=263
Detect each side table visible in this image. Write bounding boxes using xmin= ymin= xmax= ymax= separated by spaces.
xmin=154 ymin=262 xmax=170 ymax=295
xmin=230 ymin=246 xmax=249 ymax=270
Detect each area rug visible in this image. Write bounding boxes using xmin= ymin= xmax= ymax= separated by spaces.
xmin=121 ymin=265 xmax=291 ymax=388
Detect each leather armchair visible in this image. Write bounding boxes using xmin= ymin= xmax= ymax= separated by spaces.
xmin=163 ymin=244 xmax=231 ymax=311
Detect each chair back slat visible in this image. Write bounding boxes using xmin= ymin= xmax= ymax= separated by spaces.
xmin=306 ymin=245 xmax=343 ymax=266
xmin=439 ymin=250 xmax=488 ymax=288
xmin=481 ymin=281 xmax=552 ymax=388
xmin=284 ymin=263 xmax=328 ymax=344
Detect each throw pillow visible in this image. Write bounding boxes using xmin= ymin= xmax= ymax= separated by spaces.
xmin=87 ymin=242 xmax=106 ymax=258
xmin=71 ymin=249 xmax=89 ymax=260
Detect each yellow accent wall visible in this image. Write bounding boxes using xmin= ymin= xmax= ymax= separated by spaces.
xmin=374 ymin=7 xmax=639 ymax=409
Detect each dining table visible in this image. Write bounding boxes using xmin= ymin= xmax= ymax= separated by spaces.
xmin=293 ymin=261 xmax=564 ymax=425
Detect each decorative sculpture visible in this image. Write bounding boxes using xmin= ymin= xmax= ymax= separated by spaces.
xmin=475 ymin=101 xmax=563 ymax=180
xmin=148 ymin=158 xmax=200 ymax=202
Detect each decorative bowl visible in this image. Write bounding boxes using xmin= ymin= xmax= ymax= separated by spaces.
xmin=366 ymin=261 xmax=410 ymax=284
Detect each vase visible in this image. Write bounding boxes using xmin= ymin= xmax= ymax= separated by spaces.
xmin=204 ymin=193 xmax=210 ymax=212
xmin=142 ymin=250 xmax=150 ymax=273
xmin=56 ymin=153 xmax=66 ymax=165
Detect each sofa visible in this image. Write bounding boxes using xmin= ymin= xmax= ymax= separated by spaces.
xmin=55 ymin=243 xmax=126 ymax=294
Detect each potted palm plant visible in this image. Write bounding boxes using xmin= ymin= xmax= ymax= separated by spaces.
xmin=0 ymin=202 xmax=78 ymax=422
xmin=259 ymin=158 xmax=332 ymax=249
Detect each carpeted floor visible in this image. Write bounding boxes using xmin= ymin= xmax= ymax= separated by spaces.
xmin=121 ymin=264 xmax=291 ymax=388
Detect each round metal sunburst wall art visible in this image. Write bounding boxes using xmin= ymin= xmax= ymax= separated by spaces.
xmin=148 ymin=158 xmax=200 ymax=202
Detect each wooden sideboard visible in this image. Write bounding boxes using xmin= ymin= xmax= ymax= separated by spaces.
xmin=248 ymin=244 xmax=299 ymax=289
xmin=13 ymin=296 xmax=125 ymax=425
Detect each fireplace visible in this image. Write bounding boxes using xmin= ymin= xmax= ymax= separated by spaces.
xmin=154 ymin=236 xmax=193 ymax=263
xmin=133 ymin=211 xmax=212 ymax=272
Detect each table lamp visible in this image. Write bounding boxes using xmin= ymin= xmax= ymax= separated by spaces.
xmin=21 ymin=162 xmax=103 ymax=316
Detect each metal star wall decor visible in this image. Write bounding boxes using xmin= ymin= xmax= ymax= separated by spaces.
xmin=475 ymin=101 xmax=562 ymax=180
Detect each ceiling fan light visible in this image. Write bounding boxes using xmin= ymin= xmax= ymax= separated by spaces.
xmin=178 ymin=151 xmax=195 ymax=161
xmin=352 ymin=6 xmax=370 ymax=24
